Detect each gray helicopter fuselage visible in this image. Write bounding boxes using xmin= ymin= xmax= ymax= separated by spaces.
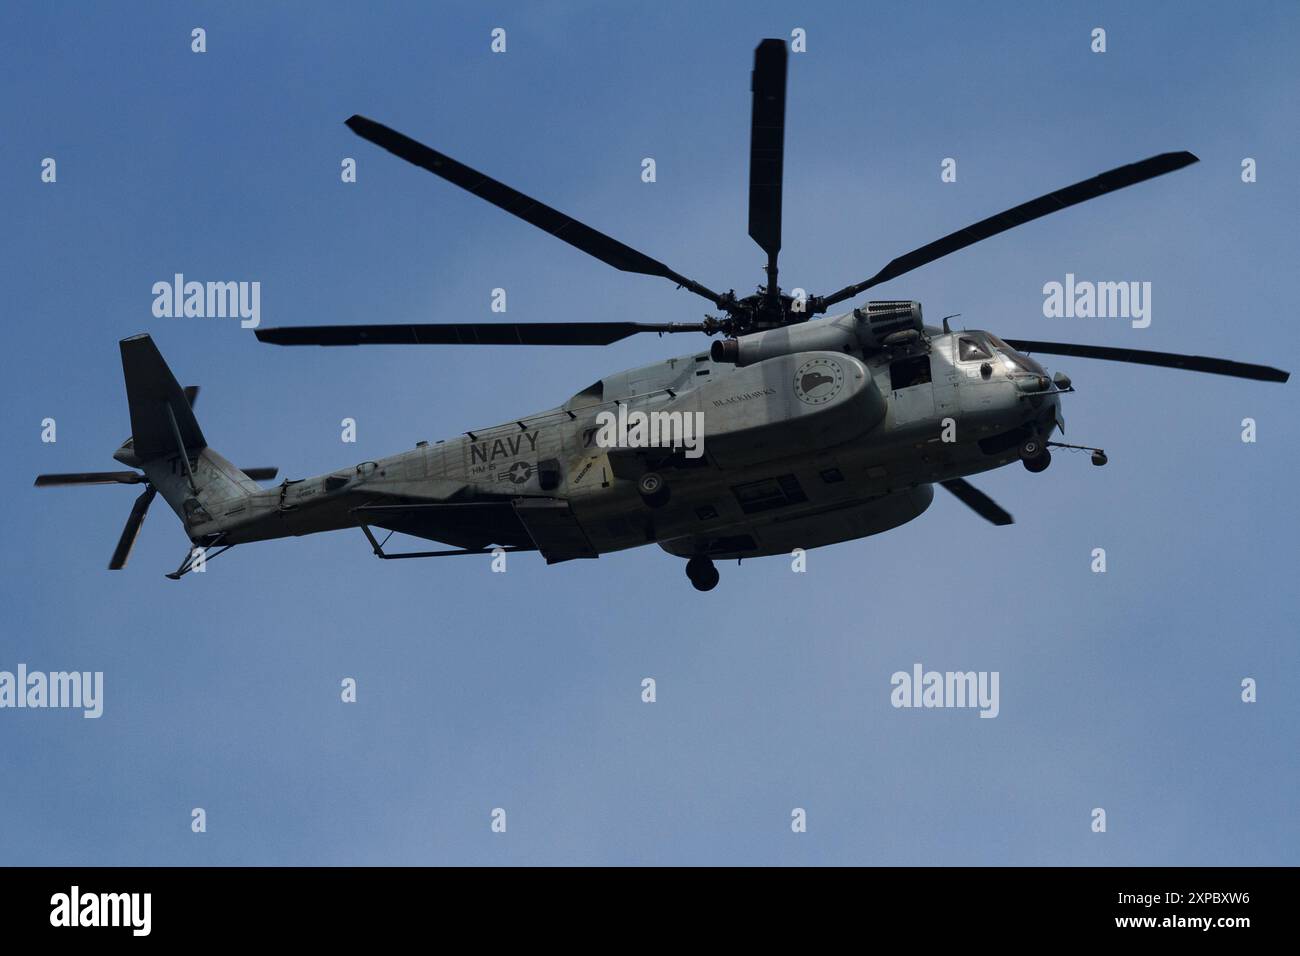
xmin=39 ymin=45 xmax=1285 ymax=584
xmin=190 ymin=314 xmax=1061 ymax=563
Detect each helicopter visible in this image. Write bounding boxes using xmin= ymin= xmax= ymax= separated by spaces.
xmin=36 ymin=38 xmax=1288 ymax=591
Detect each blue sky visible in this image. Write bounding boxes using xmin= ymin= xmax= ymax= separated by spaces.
xmin=2 ymin=0 xmax=1297 ymax=865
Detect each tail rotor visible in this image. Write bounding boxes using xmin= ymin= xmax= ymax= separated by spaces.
xmin=34 ymin=370 xmax=275 ymax=571
xmin=34 ymin=467 xmax=162 ymax=570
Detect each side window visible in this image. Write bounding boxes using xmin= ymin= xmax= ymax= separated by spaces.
xmin=731 ymin=474 xmax=808 ymax=514
xmin=889 ymin=354 xmax=932 ymax=390
xmin=958 ymin=336 xmax=991 ymax=362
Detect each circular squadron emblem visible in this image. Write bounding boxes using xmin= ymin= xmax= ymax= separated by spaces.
xmin=793 ymin=357 xmax=845 ymax=406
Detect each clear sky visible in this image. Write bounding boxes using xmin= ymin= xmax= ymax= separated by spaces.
xmin=2 ymin=0 xmax=1297 ymax=865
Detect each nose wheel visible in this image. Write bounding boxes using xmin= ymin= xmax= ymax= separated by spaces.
xmin=686 ymin=555 xmax=719 ymax=592
xmin=1019 ymin=437 xmax=1051 ymax=473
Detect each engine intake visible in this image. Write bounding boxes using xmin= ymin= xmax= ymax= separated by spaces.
xmin=710 ymin=300 xmax=925 ymax=367
xmin=854 ymin=300 xmax=923 ymax=350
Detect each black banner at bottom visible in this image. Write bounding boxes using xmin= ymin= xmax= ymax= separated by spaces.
xmin=0 ymin=866 xmax=1286 ymax=940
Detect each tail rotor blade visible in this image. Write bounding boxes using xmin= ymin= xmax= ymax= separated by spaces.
xmin=109 ymin=487 xmax=156 ymax=570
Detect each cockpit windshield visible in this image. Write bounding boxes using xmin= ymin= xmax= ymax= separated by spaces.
xmin=999 ymin=350 xmax=1043 ymax=375
xmin=987 ymin=335 xmax=1045 ymax=375
xmin=957 ymin=336 xmax=991 ymax=362
xmin=955 ymin=331 xmax=1046 ymax=375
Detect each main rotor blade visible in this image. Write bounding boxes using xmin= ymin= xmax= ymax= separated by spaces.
xmin=939 ymin=479 xmax=1014 ymax=526
xmin=256 ymin=321 xmax=707 ymax=347
xmin=748 ymin=39 xmax=787 ymax=265
xmin=1004 ymin=339 xmax=1290 ymax=383
xmin=814 ymin=152 xmax=1199 ymax=312
xmin=35 ymin=471 xmax=144 ymax=487
xmin=345 ymin=115 xmax=727 ymax=308
xmin=109 ymin=486 xmax=156 ymax=570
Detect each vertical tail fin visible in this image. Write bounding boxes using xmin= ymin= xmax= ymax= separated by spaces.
xmin=115 ymin=334 xmax=260 ymax=528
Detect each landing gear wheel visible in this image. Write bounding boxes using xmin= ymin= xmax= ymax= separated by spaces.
xmin=1019 ymin=437 xmax=1043 ymax=460
xmin=686 ymin=555 xmax=719 ymax=592
xmin=638 ymin=471 xmax=670 ymax=508
xmin=1023 ymin=448 xmax=1052 ymax=473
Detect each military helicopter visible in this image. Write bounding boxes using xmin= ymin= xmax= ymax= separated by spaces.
xmin=37 ymin=39 xmax=1288 ymax=590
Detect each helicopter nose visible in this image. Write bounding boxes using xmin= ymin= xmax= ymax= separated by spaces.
xmin=1013 ymin=374 xmax=1052 ymax=393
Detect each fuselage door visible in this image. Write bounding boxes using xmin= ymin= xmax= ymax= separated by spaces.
xmin=888 ymin=353 xmax=935 ymax=425
xmin=932 ymin=336 xmax=960 ymax=419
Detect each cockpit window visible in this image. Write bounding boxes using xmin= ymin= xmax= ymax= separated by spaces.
xmin=999 ymin=349 xmax=1043 ymax=375
xmin=958 ymin=336 xmax=991 ymax=362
